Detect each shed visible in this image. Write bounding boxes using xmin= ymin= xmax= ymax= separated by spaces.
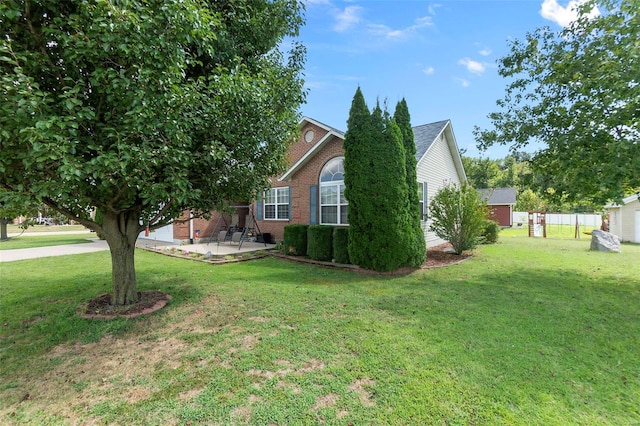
xmin=605 ymin=193 xmax=640 ymax=243
xmin=478 ymin=187 xmax=517 ymax=227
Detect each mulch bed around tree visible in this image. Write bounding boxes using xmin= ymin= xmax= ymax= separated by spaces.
xmin=81 ymin=291 xmax=171 ymax=320
xmin=421 ymin=243 xmax=472 ymax=268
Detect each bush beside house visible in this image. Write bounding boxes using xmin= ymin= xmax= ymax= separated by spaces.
xmin=283 ymin=224 xmax=308 ymax=256
xmin=429 ymin=182 xmax=488 ymax=255
xmin=332 ymin=227 xmax=350 ymax=264
xmin=307 ymin=225 xmax=333 ymax=261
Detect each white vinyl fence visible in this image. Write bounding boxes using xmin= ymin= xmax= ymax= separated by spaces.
xmin=513 ymin=212 xmax=602 ymax=227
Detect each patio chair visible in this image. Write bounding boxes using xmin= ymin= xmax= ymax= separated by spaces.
xmin=231 ymin=232 xmax=243 ymax=244
xmin=217 ymin=230 xmax=228 ymax=245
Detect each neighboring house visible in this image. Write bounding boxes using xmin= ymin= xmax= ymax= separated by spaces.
xmin=478 ymin=187 xmax=517 ymax=227
xmin=605 ymin=193 xmax=640 ymax=243
xmin=253 ymin=117 xmax=467 ymax=248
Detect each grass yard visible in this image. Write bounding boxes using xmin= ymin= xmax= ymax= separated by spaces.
xmin=0 ymin=237 xmax=638 ymax=424
xmin=6 ymin=224 xmax=88 ymax=234
xmin=0 ymin=234 xmax=94 ymax=250
xmin=501 ymin=224 xmax=603 ymax=239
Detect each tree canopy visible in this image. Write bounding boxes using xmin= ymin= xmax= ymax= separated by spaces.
xmin=0 ymin=0 xmax=306 ymax=304
xmin=474 ymin=0 xmax=639 ymax=205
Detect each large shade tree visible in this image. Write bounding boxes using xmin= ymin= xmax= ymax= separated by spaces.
xmin=0 ymin=1 xmax=306 ymax=305
xmin=474 ymin=0 xmax=639 ymax=205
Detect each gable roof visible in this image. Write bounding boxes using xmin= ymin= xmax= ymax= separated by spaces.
xmin=279 ymin=117 xmax=345 ymax=182
xmin=413 ymin=120 xmax=450 ymax=161
xmin=413 ymin=119 xmax=467 ymax=183
xmin=279 ymin=116 xmax=466 ymax=182
xmin=478 ymin=187 xmax=517 ymax=205
xmin=605 ymin=193 xmax=639 ymax=208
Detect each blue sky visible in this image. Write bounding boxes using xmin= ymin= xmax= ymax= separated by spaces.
xmin=296 ymin=0 xmax=594 ymax=159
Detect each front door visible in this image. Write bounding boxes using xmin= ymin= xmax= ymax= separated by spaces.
xmin=635 ymin=210 xmax=640 ymax=243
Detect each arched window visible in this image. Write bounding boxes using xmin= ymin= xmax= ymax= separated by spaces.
xmin=320 ymin=157 xmax=348 ymax=225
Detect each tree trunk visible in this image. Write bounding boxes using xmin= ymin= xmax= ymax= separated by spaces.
xmin=101 ymin=210 xmax=141 ymax=305
xmin=0 ymin=219 xmax=8 ymax=240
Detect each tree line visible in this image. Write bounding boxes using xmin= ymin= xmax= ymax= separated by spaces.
xmin=462 ymin=153 xmax=611 ymax=213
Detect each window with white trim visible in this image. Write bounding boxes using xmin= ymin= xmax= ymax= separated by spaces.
xmin=264 ymin=187 xmax=289 ymax=220
xmin=320 ymin=157 xmax=348 ymax=225
xmin=418 ymin=181 xmax=427 ymax=220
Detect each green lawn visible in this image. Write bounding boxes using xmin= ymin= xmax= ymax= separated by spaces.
xmin=6 ymin=224 xmax=88 ymax=234
xmin=0 ymin=237 xmax=638 ymax=424
xmin=501 ymin=223 xmax=601 ymax=239
xmin=0 ymin=234 xmax=94 ymax=250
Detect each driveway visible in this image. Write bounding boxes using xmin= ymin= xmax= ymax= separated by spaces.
xmin=0 ymin=238 xmax=110 ymax=262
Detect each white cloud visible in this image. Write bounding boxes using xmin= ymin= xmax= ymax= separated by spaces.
xmin=478 ymin=48 xmax=492 ymax=56
xmin=428 ymin=3 xmax=442 ymax=16
xmin=423 ymin=66 xmax=435 ymax=75
xmin=334 ymin=6 xmax=363 ymax=32
xmin=458 ymin=57 xmax=486 ymax=75
xmin=367 ymin=15 xmax=433 ymax=39
xmin=456 ymin=78 xmax=471 ymax=88
xmin=539 ymin=0 xmax=600 ymax=27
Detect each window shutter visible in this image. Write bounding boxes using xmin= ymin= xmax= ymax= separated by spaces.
xmin=309 ymin=185 xmax=318 ymax=224
xmin=288 ymin=186 xmax=292 ymax=220
xmin=256 ymin=193 xmax=263 ymax=221
xmin=423 ymin=182 xmax=428 ymax=217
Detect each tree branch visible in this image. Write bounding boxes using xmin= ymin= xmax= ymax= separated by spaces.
xmin=24 ymin=0 xmax=57 ymax=71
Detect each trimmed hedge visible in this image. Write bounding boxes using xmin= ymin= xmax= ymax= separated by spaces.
xmin=283 ymin=224 xmax=308 ymax=256
xmin=332 ymin=227 xmax=350 ymax=264
xmin=307 ymin=225 xmax=333 ymax=261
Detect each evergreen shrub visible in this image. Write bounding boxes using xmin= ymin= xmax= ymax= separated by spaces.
xmin=283 ymin=224 xmax=308 ymax=256
xmin=332 ymin=227 xmax=350 ymax=264
xmin=482 ymin=220 xmax=500 ymax=244
xmin=307 ymin=225 xmax=333 ymax=261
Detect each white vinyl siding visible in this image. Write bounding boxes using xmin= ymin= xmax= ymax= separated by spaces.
xmin=417 ymin=132 xmax=464 ymax=247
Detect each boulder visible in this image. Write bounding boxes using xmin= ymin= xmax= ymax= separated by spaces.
xmin=590 ymin=230 xmax=621 ymax=253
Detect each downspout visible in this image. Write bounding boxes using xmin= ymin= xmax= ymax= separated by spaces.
xmin=189 ymin=211 xmax=194 ymax=244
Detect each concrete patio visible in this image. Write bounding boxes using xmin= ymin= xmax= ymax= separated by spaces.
xmin=136 ymin=237 xmax=277 ymax=258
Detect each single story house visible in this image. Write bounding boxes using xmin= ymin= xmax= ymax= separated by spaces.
xmin=478 ymin=187 xmax=517 ymax=227
xmin=144 ymin=117 xmax=467 ymax=247
xmin=253 ymin=116 xmax=467 ymax=248
xmin=605 ymin=193 xmax=640 ymax=243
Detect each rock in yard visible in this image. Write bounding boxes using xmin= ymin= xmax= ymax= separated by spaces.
xmin=590 ymin=230 xmax=621 ymax=253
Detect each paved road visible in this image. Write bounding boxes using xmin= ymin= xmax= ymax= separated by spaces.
xmin=0 ymin=238 xmax=110 ymax=262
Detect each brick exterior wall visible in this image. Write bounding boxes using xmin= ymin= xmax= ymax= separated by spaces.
xmin=173 ymin=207 xmax=248 ymax=241
xmin=171 ymin=121 xmax=345 ymax=243
xmin=489 ymin=205 xmax=513 ymax=227
xmin=255 ymin=122 xmax=346 ymax=242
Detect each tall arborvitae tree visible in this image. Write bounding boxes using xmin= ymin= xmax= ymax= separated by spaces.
xmin=394 ymin=99 xmax=427 ymax=266
xmin=343 ymin=88 xmax=419 ymax=271
xmin=343 ymin=87 xmax=372 ymax=267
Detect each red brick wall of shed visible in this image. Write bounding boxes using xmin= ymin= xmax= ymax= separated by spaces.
xmin=255 ymin=125 xmax=345 ymax=241
xmin=489 ymin=205 xmax=512 ymax=227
